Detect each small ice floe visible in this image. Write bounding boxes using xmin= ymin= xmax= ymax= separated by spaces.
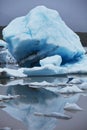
xmin=29 ymin=81 xmax=66 ymax=91
xmin=29 ymin=81 xmax=52 ymax=87
xmin=29 ymin=81 xmax=67 ymax=88
xmin=79 ymin=82 xmax=87 ymax=90
xmin=44 ymin=87 xmax=59 ymax=93
xmin=0 ymin=94 xmax=20 ymax=101
xmin=29 ymin=81 xmax=60 ymax=89
xmin=0 ymin=68 xmax=27 ymax=78
xmin=64 ymin=103 xmax=83 ymax=111
xmin=58 ymin=85 xmax=83 ymax=94
xmin=68 ymin=78 xmax=83 ymax=84
xmin=34 ymin=112 xmax=72 ymax=120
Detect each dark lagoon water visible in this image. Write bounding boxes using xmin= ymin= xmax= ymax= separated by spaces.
xmin=0 ymin=75 xmax=87 ymax=130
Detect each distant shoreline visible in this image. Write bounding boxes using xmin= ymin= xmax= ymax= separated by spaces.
xmin=0 ymin=26 xmax=87 ymax=46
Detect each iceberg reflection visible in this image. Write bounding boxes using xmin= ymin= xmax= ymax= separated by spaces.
xmin=2 ymin=79 xmax=82 ymax=130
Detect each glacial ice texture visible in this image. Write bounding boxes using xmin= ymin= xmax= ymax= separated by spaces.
xmin=2 ymin=6 xmax=87 ymax=76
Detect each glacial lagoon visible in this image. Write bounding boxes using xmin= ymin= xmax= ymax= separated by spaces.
xmin=0 ymin=75 xmax=87 ymax=130
xmin=0 ymin=6 xmax=87 ymax=130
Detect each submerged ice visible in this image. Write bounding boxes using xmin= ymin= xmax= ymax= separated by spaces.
xmin=1 ymin=6 xmax=87 ymax=76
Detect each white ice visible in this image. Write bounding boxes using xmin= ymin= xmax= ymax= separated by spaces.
xmin=64 ymin=102 xmax=83 ymax=111
xmin=0 ymin=68 xmax=26 ymax=78
xmin=40 ymin=55 xmax=62 ymax=66
xmin=79 ymin=82 xmax=87 ymax=90
xmin=58 ymin=85 xmax=83 ymax=94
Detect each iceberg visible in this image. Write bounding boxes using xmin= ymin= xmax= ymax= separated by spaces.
xmin=3 ymin=6 xmax=85 ymax=67
xmin=1 ymin=6 xmax=87 ymax=76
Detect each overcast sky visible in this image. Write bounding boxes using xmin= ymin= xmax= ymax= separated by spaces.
xmin=0 ymin=0 xmax=87 ymax=32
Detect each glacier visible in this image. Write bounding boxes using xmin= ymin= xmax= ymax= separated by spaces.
xmin=1 ymin=6 xmax=87 ymax=77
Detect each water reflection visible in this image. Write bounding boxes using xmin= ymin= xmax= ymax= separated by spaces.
xmin=2 ymin=80 xmax=82 ymax=130
xmin=0 ymin=76 xmax=68 ymax=86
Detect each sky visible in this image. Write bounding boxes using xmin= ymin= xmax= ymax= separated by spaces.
xmin=0 ymin=0 xmax=87 ymax=32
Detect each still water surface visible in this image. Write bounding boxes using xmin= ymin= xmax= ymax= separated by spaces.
xmin=0 ymin=76 xmax=87 ymax=130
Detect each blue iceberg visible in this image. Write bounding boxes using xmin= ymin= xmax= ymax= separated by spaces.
xmin=2 ymin=6 xmax=87 ymax=76
xmin=3 ymin=6 xmax=85 ymax=65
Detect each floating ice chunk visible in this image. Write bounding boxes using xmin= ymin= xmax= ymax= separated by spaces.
xmin=29 ymin=81 xmax=52 ymax=86
xmin=68 ymin=78 xmax=83 ymax=84
xmin=58 ymin=85 xmax=83 ymax=94
xmin=3 ymin=6 xmax=85 ymax=67
xmin=79 ymin=82 xmax=87 ymax=90
xmin=44 ymin=87 xmax=59 ymax=93
xmin=29 ymin=81 xmax=53 ymax=88
xmin=64 ymin=103 xmax=83 ymax=111
xmin=0 ymin=68 xmax=27 ymax=78
xmin=40 ymin=55 xmax=62 ymax=66
xmin=34 ymin=112 xmax=72 ymax=120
